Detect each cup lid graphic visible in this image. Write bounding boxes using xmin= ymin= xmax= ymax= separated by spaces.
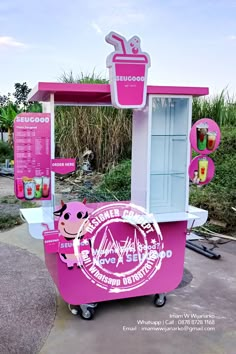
xmin=105 ymin=31 xmax=151 ymax=67
xmin=196 ymin=122 xmax=208 ymax=129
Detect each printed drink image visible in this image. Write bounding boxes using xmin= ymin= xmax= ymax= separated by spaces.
xmin=24 ymin=181 xmax=35 ymax=200
xmin=34 ymin=177 xmax=43 ymax=199
xmin=198 ymin=158 xmax=209 ymax=182
xmin=16 ymin=178 xmax=24 ymax=199
xmin=207 ymin=132 xmax=216 ymax=150
xmin=42 ymin=177 xmax=50 ymax=198
xmin=196 ymin=123 xmax=208 ymax=151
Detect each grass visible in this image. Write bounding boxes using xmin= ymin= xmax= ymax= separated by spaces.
xmin=0 ymin=195 xmax=39 ymax=231
xmin=55 ymin=106 xmax=132 ymax=172
xmin=189 ymin=127 xmax=236 ymax=231
xmin=98 ymin=160 xmax=131 ymax=201
xmin=0 ymin=215 xmax=22 ymax=231
xmin=0 ymin=195 xmax=39 ymax=208
xmin=55 ymin=72 xmax=132 ymax=172
xmin=192 ymin=89 xmax=236 ymax=126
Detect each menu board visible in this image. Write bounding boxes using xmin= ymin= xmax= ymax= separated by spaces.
xmin=14 ymin=113 xmax=51 ymax=201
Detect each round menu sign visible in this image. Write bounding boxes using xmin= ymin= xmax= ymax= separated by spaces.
xmin=189 ymin=118 xmax=221 ymax=154
xmin=188 ymin=155 xmax=215 ymax=185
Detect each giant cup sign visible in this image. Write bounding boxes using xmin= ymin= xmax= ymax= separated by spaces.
xmin=106 ymin=32 xmax=151 ymax=109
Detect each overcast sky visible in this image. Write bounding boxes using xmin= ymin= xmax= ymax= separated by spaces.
xmin=0 ymin=0 xmax=236 ymax=97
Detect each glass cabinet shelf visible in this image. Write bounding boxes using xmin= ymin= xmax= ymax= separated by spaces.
xmin=149 ymin=96 xmax=190 ymax=214
xmin=150 ymin=172 xmax=185 ymax=176
xmin=152 ymin=134 xmax=186 ymax=137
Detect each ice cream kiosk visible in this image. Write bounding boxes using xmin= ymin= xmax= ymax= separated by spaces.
xmin=15 ymin=32 xmax=220 ymax=320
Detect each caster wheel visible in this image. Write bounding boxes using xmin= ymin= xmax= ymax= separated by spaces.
xmin=79 ymin=307 xmax=95 ymax=320
xmin=154 ymin=294 xmax=166 ymax=307
xmin=68 ymin=304 xmax=80 ymax=315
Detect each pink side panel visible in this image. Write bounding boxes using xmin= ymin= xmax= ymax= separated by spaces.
xmin=44 ymin=221 xmax=187 ymax=305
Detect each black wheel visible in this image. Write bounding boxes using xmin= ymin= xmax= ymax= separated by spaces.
xmin=79 ymin=307 xmax=95 ymax=320
xmin=154 ymin=294 xmax=166 ymax=307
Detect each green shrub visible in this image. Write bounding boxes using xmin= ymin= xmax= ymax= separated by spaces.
xmin=190 ymin=127 xmax=236 ymax=230
xmin=97 ymin=127 xmax=236 ymax=231
xmin=0 ymin=141 xmax=13 ymax=163
xmin=98 ymin=160 xmax=131 ymax=201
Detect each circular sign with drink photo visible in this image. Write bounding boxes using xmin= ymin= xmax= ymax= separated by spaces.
xmin=188 ymin=155 xmax=215 ymax=185
xmin=189 ymin=118 xmax=221 ymax=154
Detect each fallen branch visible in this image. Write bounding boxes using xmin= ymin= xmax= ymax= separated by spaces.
xmin=194 ymin=226 xmax=236 ymax=241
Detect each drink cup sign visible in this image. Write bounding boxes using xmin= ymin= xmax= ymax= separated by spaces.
xmin=188 ymin=155 xmax=215 ymax=186
xmin=196 ymin=122 xmax=208 ymax=151
xmin=106 ymin=31 xmax=151 ymax=109
xmin=189 ymin=118 xmax=221 ymax=186
xmin=190 ymin=118 xmax=221 ymax=155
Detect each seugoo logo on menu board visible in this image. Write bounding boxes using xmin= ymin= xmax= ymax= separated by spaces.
xmin=14 ymin=113 xmax=51 ymax=201
xmin=106 ymin=31 xmax=151 ymax=109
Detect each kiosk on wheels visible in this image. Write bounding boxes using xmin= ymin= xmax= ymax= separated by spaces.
xmin=15 ymin=32 xmax=214 ymax=320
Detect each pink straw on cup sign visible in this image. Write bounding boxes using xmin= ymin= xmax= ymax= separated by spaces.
xmin=111 ymin=34 xmax=127 ymax=54
xmin=106 ymin=32 xmax=128 ymax=54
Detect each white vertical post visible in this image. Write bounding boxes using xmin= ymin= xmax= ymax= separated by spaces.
xmin=186 ymin=96 xmax=193 ymax=212
xmin=50 ymin=94 xmax=55 ymax=208
xmin=42 ymin=95 xmax=55 ymax=209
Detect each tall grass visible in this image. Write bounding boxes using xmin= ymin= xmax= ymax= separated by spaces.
xmin=59 ymin=71 xmax=108 ymax=84
xmin=55 ymin=106 xmax=132 ymax=172
xmin=192 ymin=89 xmax=236 ymax=126
xmin=55 ymin=72 xmax=132 ymax=172
xmin=55 ymin=73 xmax=236 ymax=172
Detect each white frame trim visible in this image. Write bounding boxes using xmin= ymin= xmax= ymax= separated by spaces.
xmin=147 ymin=94 xmax=192 ymax=215
xmin=42 ymin=94 xmax=55 ymax=208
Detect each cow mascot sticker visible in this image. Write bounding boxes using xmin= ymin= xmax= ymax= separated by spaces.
xmin=54 ymin=199 xmax=93 ymax=269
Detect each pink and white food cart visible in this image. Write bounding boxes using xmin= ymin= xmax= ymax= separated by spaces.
xmin=17 ymin=32 xmax=210 ymax=320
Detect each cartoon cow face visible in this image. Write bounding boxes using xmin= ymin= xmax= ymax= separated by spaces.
xmin=54 ymin=199 xmax=93 ymax=239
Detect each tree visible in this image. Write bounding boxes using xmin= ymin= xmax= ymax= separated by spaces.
xmin=13 ymin=82 xmax=31 ymax=110
xmin=27 ymin=102 xmax=42 ymax=113
xmin=0 ymin=93 xmax=11 ymax=107
xmin=0 ymin=93 xmax=11 ymax=140
xmin=0 ymin=103 xmax=19 ymax=146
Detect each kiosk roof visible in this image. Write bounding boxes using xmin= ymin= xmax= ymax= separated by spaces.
xmin=29 ymin=82 xmax=209 ymax=105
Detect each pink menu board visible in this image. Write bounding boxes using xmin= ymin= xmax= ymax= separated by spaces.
xmin=14 ymin=113 xmax=51 ymax=201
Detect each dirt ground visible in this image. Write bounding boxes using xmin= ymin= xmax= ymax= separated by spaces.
xmin=0 ymin=177 xmax=21 ymax=218
xmin=0 ymin=176 xmax=14 ymax=197
xmin=0 ymin=173 xmax=104 ymax=220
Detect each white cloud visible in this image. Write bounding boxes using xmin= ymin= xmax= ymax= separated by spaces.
xmin=91 ymin=22 xmax=103 ymax=35
xmin=228 ymin=35 xmax=236 ymax=41
xmin=0 ymin=36 xmax=26 ymax=48
xmin=89 ymin=0 xmax=147 ymax=30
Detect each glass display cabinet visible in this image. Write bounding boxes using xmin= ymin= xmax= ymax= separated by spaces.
xmin=131 ymin=94 xmax=193 ymax=222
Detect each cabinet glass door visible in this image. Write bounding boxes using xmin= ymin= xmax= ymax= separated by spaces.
xmin=149 ymin=97 xmax=190 ymax=214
